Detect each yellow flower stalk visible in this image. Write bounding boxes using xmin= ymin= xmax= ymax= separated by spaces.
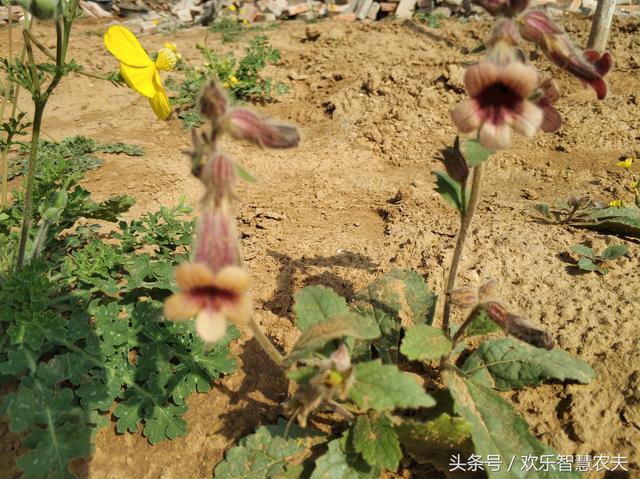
xmin=616 ymin=157 xmax=634 ymax=169
xmin=608 ymin=199 xmax=624 ymax=208
xmin=104 ymin=26 xmax=180 ymax=120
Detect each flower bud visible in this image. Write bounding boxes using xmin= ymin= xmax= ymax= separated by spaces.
xmin=533 ymin=79 xmax=562 ymax=133
xmin=193 ymin=201 xmax=242 ymax=274
xmin=441 ymin=137 xmax=469 ymax=185
xmin=478 ymin=279 xmax=497 ymax=302
xmin=482 ymin=301 xmax=554 ymax=350
xmin=201 ymin=152 xmax=237 ymax=202
xmin=199 ymin=81 xmax=229 ymax=123
xmin=448 ymin=286 xmax=479 ymax=308
xmin=224 ymin=109 xmax=301 ymax=149
xmin=155 ymin=48 xmax=179 ymax=72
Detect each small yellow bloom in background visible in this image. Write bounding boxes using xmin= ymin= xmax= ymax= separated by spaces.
xmin=228 ymin=3 xmax=236 ymax=10
xmin=230 ymin=75 xmax=239 ymax=85
xmin=609 ymin=199 xmax=625 ymax=208
xmin=616 ymin=157 xmax=634 ymax=169
xmin=103 ymin=25 xmax=180 ymax=120
xmin=152 ymin=19 xmax=159 ymax=25
xmin=223 ymin=81 xmax=230 ymax=88
xmin=242 ymin=19 xmax=249 ymax=24
xmin=239 ymin=7 xmax=245 ymax=14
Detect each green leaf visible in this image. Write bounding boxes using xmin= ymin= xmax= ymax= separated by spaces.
xmin=569 ymin=207 xmax=640 ymax=238
xmin=215 ymin=419 xmax=325 ymax=478
xmin=461 ymin=139 xmax=493 ymax=166
xmin=533 ymin=203 xmax=550 ymax=219
xmin=352 ymin=414 xmax=402 ymax=472
xmin=577 ymin=257 xmax=599 ymax=272
xmin=293 ymin=286 xmax=350 ymax=332
xmin=353 ymin=269 xmax=437 ymax=363
xmin=288 ymin=313 xmax=380 ymax=363
xmin=400 ymin=324 xmax=451 ymax=361
xmin=143 ymin=404 xmax=189 ymax=444
xmin=461 ymin=338 xmax=595 ymax=391
xmin=235 ymin=162 xmax=257 ymax=183
xmin=464 ymin=309 xmax=500 ymax=337
xmin=348 ymin=360 xmax=435 ymax=411
xmin=310 ymin=434 xmax=380 ymax=479
xmin=569 ymin=244 xmax=594 ymax=259
xmin=600 ymin=244 xmax=628 ymax=261
xmin=434 ymin=171 xmax=464 ymax=211
xmin=448 ymin=371 xmax=581 ymax=478
xmin=395 ymin=413 xmax=473 ymax=473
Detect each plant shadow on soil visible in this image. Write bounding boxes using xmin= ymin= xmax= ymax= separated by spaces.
xmin=263 ymin=250 xmax=379 ymax=317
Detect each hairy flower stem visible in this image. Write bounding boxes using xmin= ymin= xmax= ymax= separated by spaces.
xmin=248 ymin=315 xmax=284 ymax=367
xmin=442 ymin=163 xmax=483 ymax=338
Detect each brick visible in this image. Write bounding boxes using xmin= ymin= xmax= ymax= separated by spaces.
xmin=355 ymin=0 xmax=373 ymax=18
xmin=395 ymin=0 xmax=416 ymax=17
xmin=379 ymin=1 xmax=397 ymax=10
xmin=285 ymin=2 xmax=309 ymax=15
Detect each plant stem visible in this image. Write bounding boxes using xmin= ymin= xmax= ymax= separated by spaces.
xmin=248 ymin=314 xmax=284 ymax=367
xmin=442 ymin=163 xmax=483 ymax=338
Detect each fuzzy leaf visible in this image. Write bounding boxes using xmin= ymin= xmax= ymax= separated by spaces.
xmin=569 ymin=244 xmax=594 ymax=259
xmin=464 ymin=309 xmax=500 ymax=337
xmin=353 ymin=270 xmax=437 ymax=363
xmin=434 ymin=171 xmax=464 ymax=211
xmin=310 ymin=435 xmax=380 ymax=479
xmin=461 ymin=338 xmax=594 ymax=391
xmin=570 ymin=207 xmax=640 ymax=238
xmin=215 ymin=419 xmax=324 ymax=478
xmin=352 ymin=414 xmax=402 ymax=472
xmin=462 ymin=139 xmax=493 ymax=166
xmin=348 ymin=360 xmax=435 ymax=411
xmin=400 ymin=324 xmax=451 ymax=361
xmin=601 ymin=244 xmax=628 ymax=261
xmin=577 ymin=257 xmax=600 ymax=272
xmin=293 ymin=286 xmax=350 ymax=333
xmin=288 ymin=313 xmax=380 ymax=362
xmin=395 ymin=413 xmax=473 ymax=472
xmin=448 ymin=371 xmax=581 ymax=478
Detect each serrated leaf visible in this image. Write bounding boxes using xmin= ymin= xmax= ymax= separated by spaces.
xmin=293 ymin=286 xmax=350 ymax=332
xmin=461 ymin=139 xmax=493 ymax=166
xmin=395 ymin=413 xmax=473 ymax=474
xmin=400 ymin=324 xmax=451 ymax=361
xmin=143 ymin=403 xmax=188 ymax=444
xmin=434 ymin=171 xmax=464 ymax=211
xmin=461 ymin=338 xmax=595 ymax=391
xmin=601 ymin=244 xmax=628 ymax=261
xmin=215 ymin=419 xmax=325 ymax=478
xmin=288 ymin=313 xmax=380 ymax=363
xmin=569 ymin=244 xmax=594 ymax=259
xmin=348 ymin=360 xmax=435 ymax=411
xmin=352 ymin=414 xmax=401 ymax=472
xmin=448 ymin=371 xmax=581 ymax=479
xmin=577 ymin=257 xmax=599 ymax=271
xmin=310 ymin=435 xmax=380 ymax=479
xmin=353 ymin=270 xmax=437 ymax=363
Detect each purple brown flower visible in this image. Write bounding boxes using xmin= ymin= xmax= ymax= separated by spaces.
xmin=450 ymin=60 xmax=543 ymax=149
xmin=224 ymin=109 xmax=301 ymax=149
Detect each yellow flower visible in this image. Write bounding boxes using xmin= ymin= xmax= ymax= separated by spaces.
xmin=223 ymin=81 xmax=230 ymax=88
xmin=228 ymin=4 xmax=236 ymax=10
xmin=230 ymin=75 xmax=239 ymax=85
xmin=104 ymin=26 xmax=178 ymax=120
xmin=609 ymin=199 xmax=625 ymax=208
xmin=242 ymin=19 xmax=249 ymax=24
xmin=616 ymin=157 xmax=634 ymax=169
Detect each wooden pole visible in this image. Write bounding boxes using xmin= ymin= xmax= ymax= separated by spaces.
xmin=587 ymin=0 xmax=616 ymax=51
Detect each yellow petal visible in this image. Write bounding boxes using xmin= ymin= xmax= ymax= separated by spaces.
xmin=195 ymin=311 xmax=228 ymax=343
xmin=104 ymin=25 xmax=153 ymax=68
xmin=164 ymin=293 xmax=200 ymax=320
xmin=149 ymin=87 xmax=171 ymax=120
xmin=212 ymin=266 xmax=250 ymax=294
xmin=120 ymin=63 xmax=157 ymax=98
xmin=175 ymin=263 xmax=216 ymax=290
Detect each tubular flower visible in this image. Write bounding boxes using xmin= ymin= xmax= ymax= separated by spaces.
xmin=164 ymin=203 xmax=251 ymax=344
xmin=534 ymin=79 xmax=562 ymax=133
xmin=519 ymin=10 xmax=612 ymax=100
xmin=450 ymin=60 xmax=543 ymax=149
xmin=104 ymin=26 xmax=180 ymax=120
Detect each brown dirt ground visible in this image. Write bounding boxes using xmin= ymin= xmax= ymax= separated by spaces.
xmin=1 ymin=12 xmax=639 ymax=479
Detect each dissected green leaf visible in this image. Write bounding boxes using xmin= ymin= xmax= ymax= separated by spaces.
xmin=310 ymin=434 xmax=380 ymax=479
xmin=348 ymin=360 xmax=435 ymax=411
xmin=215 ymin=419 xmax=325 ymax=478
xmin=353 ymin=269 xmax=437 ymax=363
xmin=352 ymin=414 xmax=402 ymax=472
xmin=569 ymin=244 xmax=594 ymax=260
xmin=400 ymin=324 xmax=452 ymax=361
xmin=461 ymin=139 xmax=493 ymax=166
xmin=293 ymin=286 xmax=350 ymax=333
xmin=461 ymin=338 xmax=594 ymax=390
xmin=288 ymin=313 xmax=380 ymax=363
xmin=600 ymin=244 xmax=628 ymax=261
xmin=434 ymin=171 xmax=464 ymax=211
xmin=449 ymin=371 xmax=581 ymax=479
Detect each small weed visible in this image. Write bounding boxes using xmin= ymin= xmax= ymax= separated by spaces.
xmin=416 ymin=12 xmax=446 ymax=28
xmin=569 ymin=243 xmax=628 ymax=274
